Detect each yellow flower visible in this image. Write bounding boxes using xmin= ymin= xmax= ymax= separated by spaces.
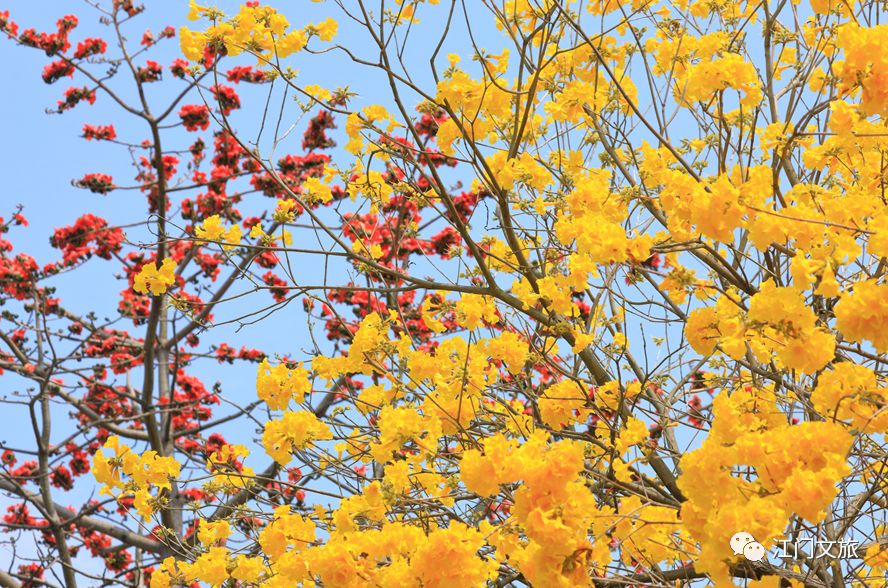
xmin=460 ymin=435 xmax=520 ymax=497
xmin=256 ymin=358 xmax=312 ymax=410
xmin=93 ymin=435 xmax=129 ymax=493
xmin=454 ymin=293 xmax=498 ymax=330
xmin=277 ymin=30 xmax=307 ymax=57
xmin=538 ymin=380 xmax=588 ymax=429
xmin=187 ymin=0 xmax=209 ymax=21
xmin=191 ymin=547 xmax=229 ymax=587
xmin=262 ymin=410 xmax=332 ymax=464
xmin=303 ymin=176 xmax=334 ymax=204
xmin=685 ymin=306 xmax=719 ymax=355
xmin=197 ymin=520 xmax=231 ymax=546
xmin=595 ymin=380 xmax=640 ymax=410
xmin=313 ymin=17 xmax=338 ymax=41
xmin=485 ymin=331 xmax=529 ymax=372
xmin=259 ymin=505 xmax=316 ymax=560
xmin=179 ymin=27 xmax=206 ymax=61
xmin=134 ymin=258 xmax=176 ymax=296
xmin=372 ymin=405 xmax=440 ymax=462
xmin=195 ymin=214 xmax=242 ymax=251
xmin=616 ymin=417 xmax=649 ymax=454
xmin=812 ymin=363 xmax=888 ymax=433
xmin=231 ymin=555 xmax=265 ymax=583
xmin=835 ymin=279 xmax=888 ymax=353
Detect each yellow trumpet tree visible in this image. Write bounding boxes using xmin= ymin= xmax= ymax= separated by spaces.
xmin=3 ymin=0 xmax=888 ymax=586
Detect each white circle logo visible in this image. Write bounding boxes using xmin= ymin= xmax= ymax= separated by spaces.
xmin=730 ymin=531 xmax=756 ymax=556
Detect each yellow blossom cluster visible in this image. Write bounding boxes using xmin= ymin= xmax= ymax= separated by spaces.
xmin=152 ymin=549 xmax=267 ymax=587
xmin=93 ymin=436 xmax=181 ymax=519
xmin=133 ymin=258 xmax=176 ymax=296
xmin=262 ymin=410 xmax=332 ymax=464
xmin=834 ymin=279 xmax=888 ymax=353
xmin=100 ymin=1 xmax=888 ymax=586
xmin=834 ymin=23 xmax=888 ymax=116
xmin=686 ymin=281 xmax=836 ymax=373
xmin=256 ymin=357 xmax=312 ymax=410
xmin=679 ymin=385 xmax=853 ymax=583
xmin=180 ymin=1 xmax=337 ymax=62
xmin=645 ymin=29 xmax=761 ymax=108
xmin=194 ymin=214 xmax=243 ymax=251
xmin=462 ymin=431 xmax=612 ymax=586
xmin=554 ymin=169 xmax=639 ymax=265
xmin=812 ymin=362 xmax=888 ymax=433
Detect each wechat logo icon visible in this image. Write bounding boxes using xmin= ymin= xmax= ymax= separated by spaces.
xmin=731 ymin=531 xmax=767 ymax=562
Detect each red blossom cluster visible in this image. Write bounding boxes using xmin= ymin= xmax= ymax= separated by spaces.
xmin=262 ymin=271 xmax=290 ymax=303
xmin=136 ymin=59 xmax=162 ymax=82
xmin=303 ymin=109 xmax=336 ymax=151
xmin=226 ymin=65 xmax=268 ymax=84
xmin=80 ymin=382 xmax=134 ymax=426
xmin=158 ymin=370 xmax=220 ymax=432
xmin=0 ymin=7 xmax=314 ymax=582
xmin=50 ymin=214 xmax=124 ymax=265
xmin=0 ymin=252 xmax=39 ymax=300
xmin=214 ymin=342 xmax=264 ymax=363
xmin=179 ymin=103 xmax=210 ymax=131
xmin=18 ymin=14 xmax=77 ymax=56
xmin=8 ymin=460 xmax=38 ymax=484
xmin=74 ymin=37 xmax=107 ymax=60
xmin=41 ymin=59 xmax=73 ymax=83
xmin=169 ymin=57 xmax=189 ymax=79
xmin=57 ymin=85 xmax=96 ymax=112
xmin=83 ymin=328 xmax=145 ymax=374
xmin=0 ymin=10 xmax=19 ymax=38
xmin=118 ymin=288 xmax=152 ymax=323
xmin=210 ymin=83 xmax=241 ymax=115
xmin=140 ymin=26 xmax=174 ymax=47
xmin=75 ymin=172 xmax=114 ymax=193
xmin=82 ymin=123 xmax=116 ymax=140
xmin=17 ymin=563 xmax=44 ymax=588
xmin=113 ymin=0 xmax=144 ymax=18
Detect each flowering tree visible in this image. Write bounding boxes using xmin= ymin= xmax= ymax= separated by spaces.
xmin=2 ymin=0 xmax=888 ymax=587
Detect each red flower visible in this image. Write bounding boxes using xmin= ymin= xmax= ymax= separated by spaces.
xmin=210 ymin=84 xmax=241 ymax=116
xmin=50 ymin=213 xmax=124 ymax=264
xmin=18 ymin=563 xmax=44 ymax=588
xmin=41 ymin=59 xmax=74 ymax=84
xmin=57 ymin=86 xmax=96 ymax=112
xmin=179 ymin=104 xmax=210 ymax=131
xmin=226 ymin=66 xmax=267 ymax=84
xmin=75 ymin=173 xmax=115 ymax=194
xmin=262 ymin=271 xmax=290 ymax=303
xmin=50 ymin=465 xmax=74 ymax=490
xmin=137 ymin=60 xmax=162 ymax=82
xmin=0 ymin=10 xmax=19 ymax=38
xmin=161 ymin=155 xmax=179 ymax=179
xmin=56 ymin=15 xmax=78 ymax=33
xmin=0 ymin=253 xmax=40 ymax=300
xmin=113 ymin=0 xmax=143 ymax=17
xmin=74 ymin=37 xmax=106 ymax=59
xmin=427 ymin=226 xmax=461 ymax=257
xmin=302 ymin=109 xmax=336 ymax=151
xmin=170 ymin=58 xmax=189 ymax=79
xmin=82 ymin=124 xmax=116 ymax=141
xmin=3 ymin=504 xmax=37 ymax=526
